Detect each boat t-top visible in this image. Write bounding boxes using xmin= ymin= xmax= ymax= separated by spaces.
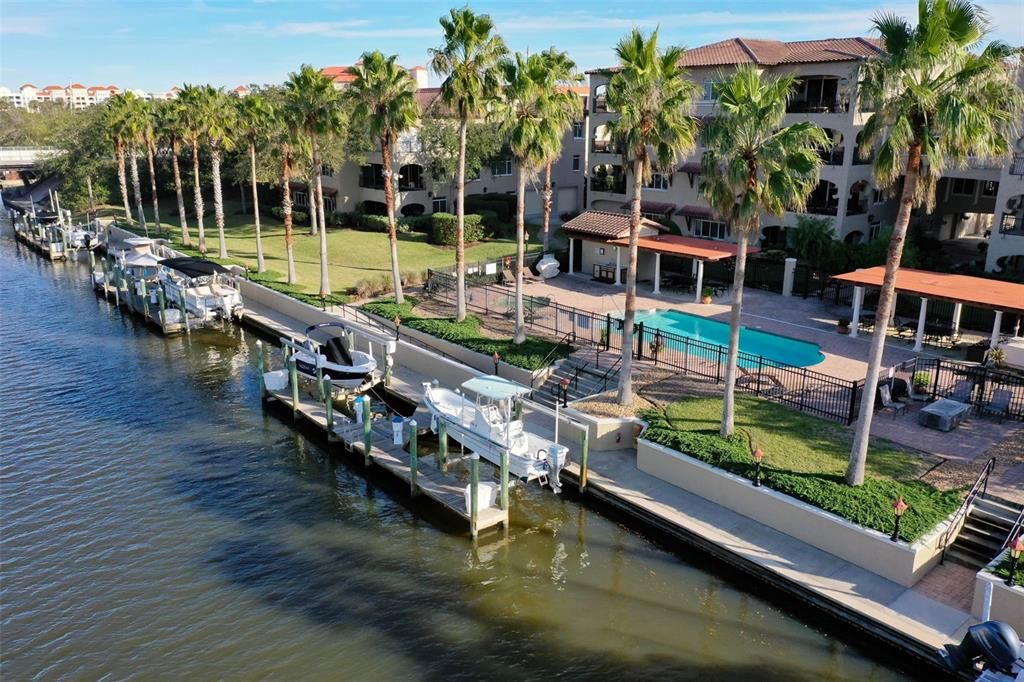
xmin=158 ymin=257 xmax=243 ymax=322
xmin=284 ymin=322 xmax=379 ymax=391
xmin=422 ymin=375 xmax=568 ymax=492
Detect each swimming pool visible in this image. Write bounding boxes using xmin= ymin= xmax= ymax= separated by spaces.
xmin=633 ymin=309 xmax=825 ymax=368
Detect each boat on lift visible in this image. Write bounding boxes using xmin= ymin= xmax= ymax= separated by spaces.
xmin=282 ymin=322 xmax=379 ymax=390
xmin=67 ymin=223 xmax=99 ymax=250
xmin=421 ymin=375 xmax=568 ymax=492
xmin=158 ymin=257 xmax=243 ymax=322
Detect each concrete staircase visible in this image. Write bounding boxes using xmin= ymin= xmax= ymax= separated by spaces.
xmin=532 ymin=348 xmax=621 ymax=408
xmin=944 ymin=496 xmax=1023 ymax=569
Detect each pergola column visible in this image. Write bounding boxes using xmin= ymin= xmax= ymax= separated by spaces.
xmin=850 ymin=286 xmax=864 ymax=338
xmin=952 ymin=302 xmax=963 ymax=336
xmin=694 ymin=260 xmax=705 ymax=304
xmin=914 ymin=297 xmax=928 ymax=352
xmin=653 ymin=252 xmax=661 ymax=294
xmin=567 ymin=238 xmax=575 ymax=274
xmin=614 ymin=246 xmax=622 ymax=286
xmin=990 ymin=310 xmax=1004 ymax=349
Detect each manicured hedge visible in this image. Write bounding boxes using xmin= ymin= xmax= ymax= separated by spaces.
xmin=988 ymin=552 xmax=1024 ymax=587
xmin=431 ymin=212 xmax=484 ymax=245
xmin=270 ymin=206 xmax=308 ymax=224
xmin=639 ymin=410 xmax=962 ymax=542
xmin=361 ymin=298 xmax=572 ymax=370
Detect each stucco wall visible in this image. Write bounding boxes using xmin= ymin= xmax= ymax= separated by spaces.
xmin=971 ymin=553 xmax=1024 ymax=633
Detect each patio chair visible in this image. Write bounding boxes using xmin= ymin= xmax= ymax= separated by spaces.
xmin=945 ymin=379 xmax=975 ymax=404
xmin=736 ymin=366 xmax=785 ymax=397
xmin=878 ymin=384 xmax=908 ymax=417
xmin=979 ymin=389 xmax=1012 ymax=423
xmin=500 ymin=268 xmax=515 ymax=287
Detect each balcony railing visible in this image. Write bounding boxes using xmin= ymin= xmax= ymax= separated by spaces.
xmin=818 ymin=147 xmax=846 ymax=165
xmin=589 ymin=177 xmax=626 ymax=194
xmin=1010 ymin=155 xmax=1024 ymax=176
xmin=803 ymin=203 xmax=839 ymax=216
xmin=591 ymin=139 xmax=620 ymax=155
xmin=593 ymin=96 xmax=608 ymax=113
xmin=787 ymin=100 xmax=847 ymax=114
xmin=846 ymin=201 xmax=867 ymax=216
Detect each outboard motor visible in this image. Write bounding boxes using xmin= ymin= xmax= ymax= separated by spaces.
xmin=940 ymin=621 xmax=1021 ymax=675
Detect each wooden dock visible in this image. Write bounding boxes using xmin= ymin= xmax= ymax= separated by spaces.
xmin=13 ymin=222 xmax=67 ymax=261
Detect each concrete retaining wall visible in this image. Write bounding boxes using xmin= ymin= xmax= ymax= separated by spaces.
xmin=972 ymin=551 xmax=1024 ymax=633
xmin=637 ymin=439 xmax=953 ymax=587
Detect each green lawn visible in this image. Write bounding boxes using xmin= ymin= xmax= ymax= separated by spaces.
xmin=102 ymin=201 xmax=560 ymax=295
xmin=988 ymin=551 xmax=1024 ymax=587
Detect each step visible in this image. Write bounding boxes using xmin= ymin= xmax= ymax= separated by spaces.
xmin=972 ymin=504 xmax=1020 ymax=529
xmin=953 ymin=532 xmax=1004 ymax=559
xmin=975 ymin=496 xmax=1023 ymax=520
xmin=943 ymin=548 xmax=987 ymax=570
xmin=947 ymin=538 xmax=995 ymax=563
xmin=964 ymin=514 xmax=1015 ymax=538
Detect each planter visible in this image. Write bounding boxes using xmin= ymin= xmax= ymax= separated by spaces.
xmin=972 ymin=550 xmax=1024 ymax=633
xmin=701 ymin=296 xmax=713 ymax=304
xmin=836 ymin=325 xmax=850 ymax=334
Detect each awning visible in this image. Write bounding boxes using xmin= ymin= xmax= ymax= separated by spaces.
xmin=678 ymin=162 xmax=702 ymax=174
xmin=832 ymin=267 xmax=1024 ymax=314
xmin=608 ymin=234 xmax=758 ymax=262
xmin=619 ymin=200 xmax=677 ymax=215
xmin=160 ymin=257 xmax=230 ymax=277
xmin=461 ymin=375 xmax=531 ymax=400
xmin=677 ymin=205 xmax=714 ymax=219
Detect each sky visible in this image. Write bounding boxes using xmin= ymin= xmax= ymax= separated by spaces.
xmin=1 ymin=0 xmax=1021 ymax=91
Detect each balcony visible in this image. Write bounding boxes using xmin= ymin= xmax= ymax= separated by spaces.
xmin=591 ymin=139 xmax=620 ymax=155
xmin=1009 ymin=155 xmax=1024 ymax=176
xmin=590 ymin=176 xmax=626 ymax=194
xmin=787 ymin=76 xmax=848 ymax=115
xmin=818 ymin=147 xmax=846 ymax=165
xmin=803 ymin=204 xmax=839 ymax=216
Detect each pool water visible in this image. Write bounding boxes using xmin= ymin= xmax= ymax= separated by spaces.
xmin=634 ymin=309 xmax=825 ymax=368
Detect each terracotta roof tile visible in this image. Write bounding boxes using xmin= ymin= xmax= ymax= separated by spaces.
xmin=415 ymin=87 xmax=442 ymax=111
xmin=561 ymin=210 xmax=666 ymax=240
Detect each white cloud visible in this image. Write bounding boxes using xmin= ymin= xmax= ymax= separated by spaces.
xmin=220 ymin=20 xmax=437 ymax=39
xmin=0 ymin=16 xmax=52 ymax=36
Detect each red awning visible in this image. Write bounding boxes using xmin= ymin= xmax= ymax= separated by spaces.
xmin=678 ymin=205 xmax=714 ymax=219
xmin=619 ymin=200 xmax=677 ymax=215
xmin=608 ymin=234 xmax=759 ymax=261
xmin=832 ymin=267 xmax=1024 ymax=314
xmin=678 ymin=161 xmax=702 ymax=174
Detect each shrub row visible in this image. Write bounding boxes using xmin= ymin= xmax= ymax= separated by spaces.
xmin=988 ymin=552 xmax=1024 ymax=587
xmin=360 ymin=299 xmax=573 ymax=370
xmin=430 ymin=212 xmax=484 ymax=246
xmin=353 ymin=270 xmax=426 ymax=300
xmin=270 ymin=206 xmax=309 ymax=225
xmin=639 ymin=410 xmax=962 ymax=542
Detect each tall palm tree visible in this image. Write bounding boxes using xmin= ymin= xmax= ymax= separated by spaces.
xmin=142 ymin=101 xmax=161 ymax=236
xmin=102 ymin=95 xmax=132 ymax=222
xmin=490 ymin=53 xmax=577 ymax=344
xmin=701 ymin=66 xmax=829 ymax=437
xmin=348 ymin=51 xmax=419 ymax=305
xmin=155 ymin=99 xmax=191 ymax=246
xmin=236 ymin=91 xmax=274 ymax=273
xmin=537 ymin=48 xmax=582 ymax=251
xmin=846 ymin=0 xmax=1024 ymax=485
xmin=120 ymin=93 xmax=149 ymax=234
xmin=200 ymin=86 xmax=236 ymax=259
xmin=178 ymin=85 xmax=208 ymax=253
xmin=429 ymin=7 xmax=507 ymax=321
xmin=606 ymin=29 xmax=699 ymax=404
xmin=266 ymin=86 xmax=300 ymax=284
xmin=285 ymin=65 xmax=343 ymax=297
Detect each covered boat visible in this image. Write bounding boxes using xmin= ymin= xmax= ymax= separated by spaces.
xmin=287 ymin=322 xmax=378 ymax=390
xmin=158 ymin=257 xmax=242 ymax=321
xmin=422 ymin=375 xmax=568 ymax=491
xmin=536 ymin=253 xmax=560 ymax=279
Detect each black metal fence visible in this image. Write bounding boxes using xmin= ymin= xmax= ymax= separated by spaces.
xmin=426 ymin=269 xmax=863 ymax=423
xmin=912 ymin=357 xmax=1024 ymax=421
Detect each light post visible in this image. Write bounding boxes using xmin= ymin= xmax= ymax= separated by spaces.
xmin=393 ymin=315 xmax=401 ymax=340
xmin=1007 ymin=535 xmax=1023 ymax=586
xmin=752 ymin=447 xmax=763 ymax=487
xmin=891 ymin=496 xmax=909 ymax=542
xmin=561 ymin=376 xmax=570 ymax=408
xmin=492 ymin=351 xmax=501 ymax=376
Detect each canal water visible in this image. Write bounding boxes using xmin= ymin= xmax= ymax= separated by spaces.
xmin=0 ymin=224 xmax=908 ymax=680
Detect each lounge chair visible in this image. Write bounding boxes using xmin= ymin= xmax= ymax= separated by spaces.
xmin=979 ymin=388 xmax=1012 ymax=423
xmin=736 ymin=366 xmax=785 ymax=397
xmin=878 ymin=384 xmax=907 ymax=417
xmin=945 ymin=379 xmax=975 ymax=404
xmin=500 ymin=268 xmax=516 ymax=287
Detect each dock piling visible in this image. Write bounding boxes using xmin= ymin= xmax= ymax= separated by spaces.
xmin=256 ymin=340 xmax=266 ymax=397
xmin=469 ymin=453 xmax=480 ymax=538
xmin=177 ymin=288 xmax=190 ymax=334
xmin=323 ymin=374 xmax=333 ymax=436
xmin=408 ymin=419 xmax=418 ymax=496
xmin=157 ymin=285 xmax=167 ymax=326
xmin=579 ymin=425 xmax=590 ymax=491
xmin=500 ymin=449 xmax=509 ymax=514
xmin=438 ymin=420 xmax=448 ymax=473
xmin=140 ymin=277 xmax=150 ymax=318
xmin=288 ymin=355 xmax=299 ymax=419
xmin=362 ymin=396 xmax=372 ymax=466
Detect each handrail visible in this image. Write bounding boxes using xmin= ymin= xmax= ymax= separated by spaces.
xmin=940 ymin=457 xmax=997 ymax=563
xmin=1001 ymin=506 xmax=1023 ymax=550
xmin=530 ymin=330 xmax=577 ymax=392
xmin=599 ymin=355 xmax=623 ymax=393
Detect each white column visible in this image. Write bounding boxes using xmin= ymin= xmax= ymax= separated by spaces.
xmin=694 ymin=260 xmax=705 ymax=303
xmin=914 ymin=297 xmax=928 ymax=352
xmin=568 ymin=238 xmax=575 ymax=274
xmin=850 ymin=286 xmax=864 ymax=338
xmin=990 ymin=310 xmax=1004 ymax=349
xmin=614 ymin=246 xmax=621 ymax=286
xmin=782 ymin=257 xmax=797 ymax=297
xmin=951 ymin=302 xmax=963 ymax=336
xmin=653 ymin=252 xmax=661 ymax=294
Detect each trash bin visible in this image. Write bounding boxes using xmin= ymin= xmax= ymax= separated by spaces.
xmin=392 ymin=415 xmax=404 ymax=445
xmin=464 ymin=482 xmax=498 ymax=514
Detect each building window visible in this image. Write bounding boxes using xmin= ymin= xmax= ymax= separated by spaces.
xmin=951 ymin=178 xmax=977 ymax=197
xmin=321 ymin=166 xmax=333 ymax=178
xmin=872 ymin=188 xmax=886 ymax=204
xmin=359 ymin=164 xmax=386 ymax=189
xmin=645 ymin=173 xmax=669 ymax=191
xmin=572 ymin=121 xmax=584 ymax=139
xmin=293 ymin=191 xmax=308 ymax=208
xmin=700 ymin=79 xmax=719 ymax=102
xmin=398 ymin=164 xmax=424 ymax=190
xmin=868 ymin=221 xmax=882 ymax=241
xmin=981 ymin=180 xmax=998 ymax=198
xmin=323 ymin=195 xmax=336 ymax=212
xmin=693 ymin=218 xmax=728 ymax=240
xmin=432 ymin=196 xmax=448 ymax=213
xmin=572 ymin=154 xmax=581 ymax=172
xmin=491 ymin=155 xmax=513 ymax=177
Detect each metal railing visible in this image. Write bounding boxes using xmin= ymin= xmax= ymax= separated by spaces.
xmin=940 ymin=457 xmax=997 ymax=563
xmin=1002 ymin=506 xmax=1023 ymax=550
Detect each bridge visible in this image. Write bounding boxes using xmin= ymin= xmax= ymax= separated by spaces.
xmin=0 ymin=147 xmax=62 ymax=170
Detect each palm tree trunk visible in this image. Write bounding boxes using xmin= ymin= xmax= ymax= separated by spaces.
xmin=171 ymin=139 xmax=190 ymax=246
xmin=312 ymin=134 xmax=330 ymax=298
xmin=542 ymin=160 xmax=553 ymax=251
xmin=191 ymin=141 xmax=206 ymax=254
xmin=617 ymin=158 xmax=644 ymax=405
xmin=382 ymin=137 xmax=405 ymax=304
xmin=282 ymin=148 xmax=297 ymax=285
xmin=308 ymin=179 xmax=318 ymax=235
xmin=250 ymin=140 xmax=265 ymax=273
xmin=514 ymin=166 xmax=528 ymax=345
xmin=721 ymin=226 xmax=751 ymax=437
xmin=846 ymin=142 xmax=922 ymax=486
xmin=116 ymin=142 xmax=131 ymax=222
xmin=130 ymin=148 xmax=147 ymax=235
xmin=211 ymin=144 xmax=227 ymax=259
xmin=455 ymin=116 xmax=468 ymax=322
xmin=86 ymin=175 xmax=95 ymax=214
xmin=145 ymin=133 xmax=161 ymax=235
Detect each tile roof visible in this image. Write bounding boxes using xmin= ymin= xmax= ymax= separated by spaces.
xmin=67 ymin=83 xmax=86 ymax=89
xmin=321 ymin=66 xmax=358 ymax=83
xmin=609 ymin=234 xmax=759 ymax=262
xmin=832 ymin=267 xmax=1024 ymax=314
xmin=561 ymin=210 xmax=666 ymax=240
xmin=415 ymin=87 xmax=442 ymax=111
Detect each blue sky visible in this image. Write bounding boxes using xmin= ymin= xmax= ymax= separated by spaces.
xmin=2 ymin=0 xmax=1021 ymax=91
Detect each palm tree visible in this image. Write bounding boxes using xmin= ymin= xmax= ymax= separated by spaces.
xmin=236 ymin=91 xmax=274 ymax=273
xmin=490 ymin=53 xmax=577 ymax=344
xmin=348 ymin=51 xmax=419 ymax=305
xmin=120 ymin=93 xmax=149 ymax=234
xmin=142 ymin=101 xmax=161 ymax=236
xmin=102 ymin=95 xmax=132 ymax=222
xmin=606 ymin=29 xmax=700 ymax=404
xmin=701 ymin=66 xmax=830 ymax=437
xmin=429 ymin=7 xmax=507 ymax=321
xmin=537 ymin=48 xmax=582 ymax=251
xmin=200 ymin=86 xmax=236 ymax=259
xmin=178 ymin=85 xmax=208 ymax=253
xmin=155 ymin=99 xmax=191 ymax=246
xmin=285 ymin=65 xmax=343 ymax=297
xmin=846 ymin=0 xmax=1024 ymax=485
xmin=266 ymin=86 xmax=300 ymax=284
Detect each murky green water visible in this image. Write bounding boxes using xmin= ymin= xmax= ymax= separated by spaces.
xmin=0 ymin=222 xmax=909 ymax=680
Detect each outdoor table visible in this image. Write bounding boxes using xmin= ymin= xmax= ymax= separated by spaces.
xmin=918 ymin=398 xmax=972 ymax=432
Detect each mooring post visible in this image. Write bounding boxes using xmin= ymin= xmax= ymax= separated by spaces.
xmin=288 ymin=355 xmax=299 ymax=419
xmin=362 ymin=395 xmax=372 ymax=466
xmin=126 ymin=272 xmax=134 ymax=310
xmin=500 ymin=449 xmax=509 ymax=514
xmin=469 ymin=452 xmax=480 ymax=538
xmin=408 ymin=419 xmax=418 ymax=496
xmin=177 ymin=288 xmax=190 ymax=334
xmin=316 ymin=360 xmax=324 ymax=403
xmin=101 ymin=260 xmax=109 ymax=296
xmin=140 ymin=277 xmax=150 ymax=319
xmin=256 ymin=340 xmax=267 ymax=398
xmin=579 ymin=425 xmax=590 ymax=491
xmin=438 ymin=420 xmax=448 ymax=473
xmin=88 ymin=248 xmax=96 ymax=271
xmin=113 ymin=266 xmax=120 ymax=307
xmin=323 ymin=374 xmax=333 ymax=437
xmin=157 ymin=285 xmax=167 ymax=328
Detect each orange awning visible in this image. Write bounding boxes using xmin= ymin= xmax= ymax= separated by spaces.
xmin=832 ymin=267 xmax=1024 ymax=314
xmin=608 ymin=234 xmax=759 ymax=261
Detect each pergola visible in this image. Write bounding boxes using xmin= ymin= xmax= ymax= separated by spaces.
xmin=832 ymin=267 xmax=1024 ymax=351
xmin=608 ymin=234 xmax=759 ymax=303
